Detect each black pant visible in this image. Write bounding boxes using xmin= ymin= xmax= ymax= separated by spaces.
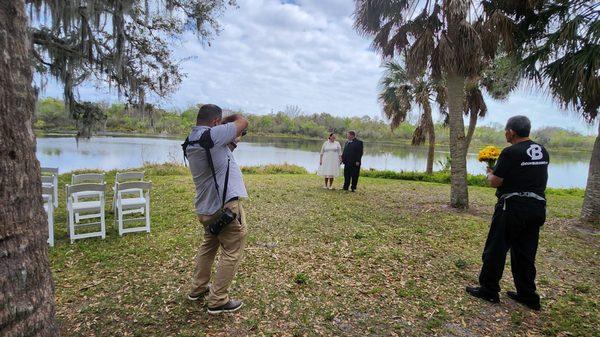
xmin=343 ymin=164 xmax=360 ymax=191
xmin=478 ymin=197 xmax=545 ymax=300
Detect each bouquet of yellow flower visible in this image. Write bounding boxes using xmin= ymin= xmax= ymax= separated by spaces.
xmin=477 ymin=145 xmax=501 ymax=170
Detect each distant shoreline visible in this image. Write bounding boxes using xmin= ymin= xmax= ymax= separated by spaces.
xmin=35 ymin=129 xmax=594 ymax=155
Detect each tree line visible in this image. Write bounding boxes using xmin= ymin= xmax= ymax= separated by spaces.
xmin=34 ymin=97 xmax=595 ymax=151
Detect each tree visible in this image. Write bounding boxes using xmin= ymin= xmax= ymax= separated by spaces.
xmin=355 ymin=0 xmax=508 ymax=209
xmin=284 ymin=104 xmax=304 ymax=118
xmin=379 ymin=56 xmax=517 ymax=175
xmin=379 ymin=60 xmax=439 ymax=174
xmin=1 ymin=2 xmax=57 ymax=335
xmin=486 ymin=0 xmax=599 ymax=223
xmin=28 ymin=0 xmax=235 ymax=136
xmin=0 ymin=1 xmax=235 ymax=335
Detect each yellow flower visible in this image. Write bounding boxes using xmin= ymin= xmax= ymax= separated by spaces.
xmin=478 ymin=146 xmax=501 ymax=162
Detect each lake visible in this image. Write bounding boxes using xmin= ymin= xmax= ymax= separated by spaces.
xmin=36 ymin=136 xmax=592 ymax=188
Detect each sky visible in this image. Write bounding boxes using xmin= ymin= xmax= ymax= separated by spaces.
xmin=41 ymin=0 xmax=598 ymax=135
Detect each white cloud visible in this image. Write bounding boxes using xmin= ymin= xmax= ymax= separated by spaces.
xmin=40 ymin=0 xmax=598 ymax=135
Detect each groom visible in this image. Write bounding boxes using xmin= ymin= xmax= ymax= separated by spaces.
xmin=342 ymin=130 xmax=363 ymax=192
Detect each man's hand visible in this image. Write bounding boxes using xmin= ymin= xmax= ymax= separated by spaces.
xmin=487 ymin=170 xmax=504 ymax=188
xmin=227 ymin=136 xmax=242 ymax=151
xmin=355 ymin=162 xmax=360 ymax=167
xmin=222 ymin=114 xmax=248 ymax=137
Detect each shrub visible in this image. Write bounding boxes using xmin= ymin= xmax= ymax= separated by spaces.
xmin=241 ymin=164 xmax=307 ymax=175
xmin=361 ymin=168 xmax=583 ymax=196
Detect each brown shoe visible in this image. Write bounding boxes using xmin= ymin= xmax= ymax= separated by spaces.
xmin=207 ymin=299 xmax=243 ymax=314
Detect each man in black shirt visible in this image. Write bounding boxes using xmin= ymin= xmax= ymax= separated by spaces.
xmin=466 ymin=116 xmax=549 ymax=311
xmin=342 ymin=130 xmax=364 ymax=192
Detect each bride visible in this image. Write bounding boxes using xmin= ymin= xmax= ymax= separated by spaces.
xmin=318 ymin=133 xmax=342 ymax=189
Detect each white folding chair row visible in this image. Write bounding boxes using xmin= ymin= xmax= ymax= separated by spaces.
xmin=71 ymin=173 xmax=105 ymax=223
xmin=112 ymin=171 xmax=145 ymax=212
xmin=42 ymin=185 xmax=54 ymax=247
xmin=66 ymin=183 xmax=106 ymax=243
xmin=114 ymin=181 xmax=152 ymax=236
xmin=41 ymin=171 xmax=152 ymax=244
xmin=41 ymin=167 xmax=58 ymax=208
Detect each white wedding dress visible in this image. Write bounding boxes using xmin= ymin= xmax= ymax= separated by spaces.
xmin=318 ymin=140 xmax=341 ymax=177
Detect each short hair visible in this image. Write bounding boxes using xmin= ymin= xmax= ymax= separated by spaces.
xmin=196 ymin=104 xmax=222 ymax=123
xmin=505 ymin=115 xmax=531 ymax=137
xmin=348 ymin=130 xmax=356 ymax=137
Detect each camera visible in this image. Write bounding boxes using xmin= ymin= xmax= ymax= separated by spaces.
xmin=208 ymin=208 xmax=237 ymax=235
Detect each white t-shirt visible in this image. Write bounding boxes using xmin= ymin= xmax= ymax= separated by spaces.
xmin=186 ymin=123 xmax=248 ymax=215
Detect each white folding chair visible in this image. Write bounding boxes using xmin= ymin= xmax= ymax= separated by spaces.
xmin=41 ymin=167 xmax=58 ymax=208
xmin=112 ymin=171 xmax=145 ymax=212
xmin=42 ymin=185 xmax=54 ymax=247
xmin=114 ymin=181 xmax=152 ymax=236
xmin=66 ymin=183 xmax=106 ymax=243
xmin=71 ymin=173 xmax=105 ymax=222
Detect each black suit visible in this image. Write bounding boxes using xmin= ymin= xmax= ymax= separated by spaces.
xmin=342 ymin=139 xmax=363 ymax=191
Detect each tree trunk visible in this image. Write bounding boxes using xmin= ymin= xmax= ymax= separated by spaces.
xmin=465 ymin=110 xmax=478 ymax=152
xmin=425 ymin=111 xmax=435 ymax=175
xmin=0 ymin=1 xmax=58 ymax=336
xmin=446 ymin=75 xmax=469 ymax=209
xmin=581 ymin=123 xmax=600 ymax=223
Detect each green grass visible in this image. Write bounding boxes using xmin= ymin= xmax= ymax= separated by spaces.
xmin=48 ymin=164 xmax=599 ymax=336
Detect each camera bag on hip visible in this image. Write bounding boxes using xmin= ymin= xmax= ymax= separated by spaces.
xmin=182 ymin=129 xmax=237 ymax=235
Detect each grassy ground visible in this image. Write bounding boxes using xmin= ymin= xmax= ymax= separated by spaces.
xmin=48 ymin=165 xmax=598 ymax=336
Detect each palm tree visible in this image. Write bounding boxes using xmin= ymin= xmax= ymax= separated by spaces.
xmin=379 ymin=56 xmax=518 ymax=175
xmin=485 ymin=0 xmax=599 ymax=223
xmin=379 ymin=61 xmax=439 ymax=174
xmin=355 ymin=1 xmax=512 ymax=209
xmin=355 ymin=1 xmax=493 ymax=209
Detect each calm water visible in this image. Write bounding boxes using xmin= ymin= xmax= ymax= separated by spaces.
xmin=36 ymin=136 xmax=592 ymax=188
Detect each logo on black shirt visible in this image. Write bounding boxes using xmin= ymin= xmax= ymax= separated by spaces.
xmin=522 ymin=144 xmax=548 ymax=166
xmin=526 ymin=144 xmax=544 ymax=160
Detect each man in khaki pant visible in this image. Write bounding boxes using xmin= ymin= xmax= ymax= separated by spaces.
xmin=184 ymin=104 xmax=249 ymax=314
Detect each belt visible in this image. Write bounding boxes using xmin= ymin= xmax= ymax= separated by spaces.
xmin=499 ymin=192 xmax=546 ymax=210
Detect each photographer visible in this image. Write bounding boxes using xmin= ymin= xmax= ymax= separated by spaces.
xmin=184 ymin=104 xmax=248 ymax=315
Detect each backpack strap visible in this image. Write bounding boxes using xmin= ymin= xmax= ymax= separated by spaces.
xmin=181 ymin=136 xmax=204 ymax=166
xmin=183 ymin=129 xmax=230 ymax=209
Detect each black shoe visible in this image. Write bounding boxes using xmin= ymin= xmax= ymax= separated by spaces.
xmin=207 ymin=299 xmax=243 ymax=315
xmin=506 ymin=291 xmax=541 ymax=311
xmin=351 ymin=189 xmax=356 ymax=192
xmin=466 ymin=286 xmax=500 ymax=303
xmin=187 ymin=286 xmax=210 ymax=301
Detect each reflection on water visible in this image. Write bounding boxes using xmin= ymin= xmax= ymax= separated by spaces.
xmin=36 ymin=136 xmax=591 ymax=188
xmin=42 ymin=148 xmax=62 ymax=156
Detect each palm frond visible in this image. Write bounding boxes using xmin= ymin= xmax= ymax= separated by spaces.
xmin=464 ymin=87 xmax=487 ymax=118
xmin=544 ymin=44 xmax=600 ymax=121
xmin=407 ymin=28 xmax=435 ymax=78
xmin=354 ymin=0 xmax=410 ymax=36
xmin=412 ymin=92 xmax=434 ymax=146
xmin=378 ymin=60 xmax=414 ymax=129
xmin=455 ymin=21 xmax=484 ymax=77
